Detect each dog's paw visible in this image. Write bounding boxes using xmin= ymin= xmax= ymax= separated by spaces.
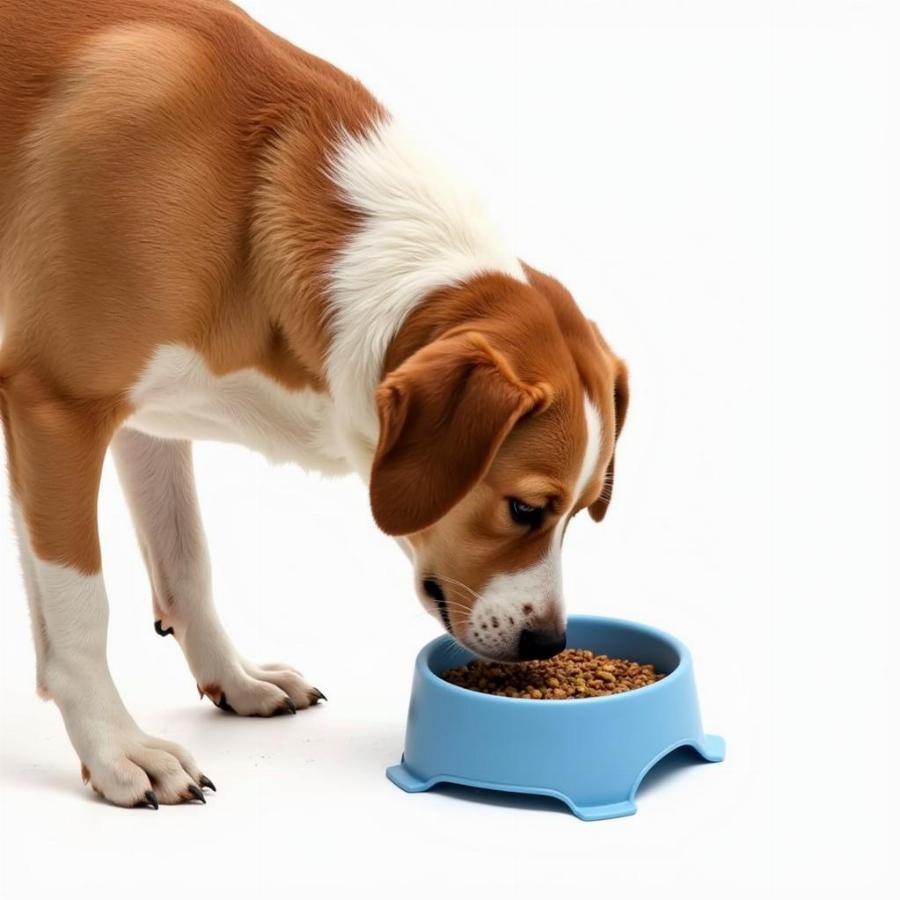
xmin=198 ymin=660 xmax=325 ymax=717
xmin=80 ymin=731 xmax=213 ymax=808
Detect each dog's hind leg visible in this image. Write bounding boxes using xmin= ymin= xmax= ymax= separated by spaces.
xmin=111 ymin=427 xmax=324 ymax=716
xmin=1 ymin=374 xmax=209 ymax=807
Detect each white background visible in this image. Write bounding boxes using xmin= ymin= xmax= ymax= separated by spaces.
xmin=1 ymin=1 xmax=897 ymax=897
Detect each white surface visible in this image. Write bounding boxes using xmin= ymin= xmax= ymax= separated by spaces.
xmin=1 ymin=1 xmax=897 ymax=897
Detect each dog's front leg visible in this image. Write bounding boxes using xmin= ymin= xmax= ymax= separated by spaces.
xmin=111 ymin=428 xmax=324 ymax=715
xmin=3 ymin=383 xmax=208 ymax=807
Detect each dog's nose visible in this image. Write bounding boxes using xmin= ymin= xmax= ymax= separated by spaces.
xmin=517 ymin=628 xmax=566 ymax=661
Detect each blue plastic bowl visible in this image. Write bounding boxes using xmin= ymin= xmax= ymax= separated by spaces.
xmin=386 ymin=614 xmax=724 ymax=820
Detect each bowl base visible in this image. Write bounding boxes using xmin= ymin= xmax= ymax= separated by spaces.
xmin=386 ymin=733 xmax=725 ymax=821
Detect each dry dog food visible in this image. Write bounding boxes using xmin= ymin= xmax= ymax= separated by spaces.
xmin=441 ymin=649 xmax=665 ymax=699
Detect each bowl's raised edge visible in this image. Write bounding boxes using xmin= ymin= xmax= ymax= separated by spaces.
xmin=416 ymin=614 xmax=693 ymax=706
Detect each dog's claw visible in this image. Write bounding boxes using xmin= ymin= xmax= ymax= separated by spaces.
xmin=280 ymin=697 xmax=297 ymax=715
xmin=143 ymin=790 xmax=160 ymax=810
xmin=215 ymin=693 xmax=236 ymax=714
xmin=154 ymin=619 xmax=174 ymax=638
xmin=187 ymin=784 xmax=206 ymax=804
xmin=312 ymin=687 xmax=327 ymax=703
xmin=199 ymin=775 xmax=216 ymax=792
xmin=197 ymin=683 xmax=204 ymax=699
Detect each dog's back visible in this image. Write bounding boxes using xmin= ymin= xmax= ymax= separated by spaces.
xmin=0 ymin=0 xmax=378 ymax=393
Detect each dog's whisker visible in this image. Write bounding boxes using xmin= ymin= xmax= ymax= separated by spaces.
xmin=436 ymin=575 xmax=480 ymax=598
xmin=425 ymin=585 xmax=476 ymax=610
xmin=430 ymin=573 xmax=486 ymax=606
xmin=424 ymin=587 xmax=471 ymax=608
xmin=433 ymin=591 xmax=474 ymax=610
xmin=434 ymin=594 xmax=478 ymax=616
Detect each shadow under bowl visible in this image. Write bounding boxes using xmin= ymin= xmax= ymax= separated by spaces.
xmin=386 ymin=614 xmax=724 ymax=821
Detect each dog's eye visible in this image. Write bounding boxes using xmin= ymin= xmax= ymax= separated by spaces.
xmin=508 ymin=498 xmax=545 ymax=528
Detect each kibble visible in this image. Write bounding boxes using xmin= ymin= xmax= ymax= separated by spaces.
xmin=441 ymin=648 xmax=666 ymax=699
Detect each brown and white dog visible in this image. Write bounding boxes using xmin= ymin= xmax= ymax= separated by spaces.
xmin=0 ymin=0 xmax=628 ymax=808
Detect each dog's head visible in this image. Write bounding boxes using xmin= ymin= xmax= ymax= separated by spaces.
xmin=371 ymin=265 xmax=628 ymax=661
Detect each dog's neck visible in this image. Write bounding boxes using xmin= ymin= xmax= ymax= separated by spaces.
xmin=254 ymin=116 xmax=526 ymax=481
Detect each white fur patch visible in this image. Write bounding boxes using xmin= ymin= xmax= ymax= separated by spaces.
xmin=11 ymin=501 xmax=48 ymax=683
xmin=468 ymin=557 xmax=561 ymax=659
xmin=111 ymin=427 xmax=321 ymax=715
xmin=26 ymin=557 xmax=203 ymax=805
xmin=326 ymin=118 xmax=526 ymax=470
xmin=111 ymin=428 xmax=212 ymax=622
xmin=32 ymin=560 xmax=111 ymax=672
xmin=127 ymin=345 xmax=352 ymax=473
xmin=575 ymin=395 xmax=604 ymax=505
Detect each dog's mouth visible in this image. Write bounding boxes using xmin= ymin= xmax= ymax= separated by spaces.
xmin=420 ymin=575 xmax=532 ymax=663
xmin=422 ymin=577 xmax=452 ymax=634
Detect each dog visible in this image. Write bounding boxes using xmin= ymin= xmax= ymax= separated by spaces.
xmin=0 ymin=0 xmax=628 ymax=808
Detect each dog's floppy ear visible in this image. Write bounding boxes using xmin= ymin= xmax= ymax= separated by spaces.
xmin=589 ymin=359 xmax=629 ymax=522
xmin=370 ymin=331 xmax=551 ymax=536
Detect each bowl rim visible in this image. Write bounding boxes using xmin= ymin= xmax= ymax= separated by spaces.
xmin=416 ymin=614 xmax=691 ymax=706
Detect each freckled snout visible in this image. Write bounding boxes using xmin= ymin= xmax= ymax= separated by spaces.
xmin=414 ymin=562 xmax=566 ymax=662
xmin=462 ymin=585 xmax=566 ymax=662
xmin=517 ymin=627 xmax=566 ymax=661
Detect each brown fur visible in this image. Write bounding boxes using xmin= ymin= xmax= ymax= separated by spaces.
xmin=0 ymin=0 xmax=625 ymax=626
xmin=373 ymin=323 xmax=553 ymax=536
xmin=0 ymin=0 xmax=382 ymax=571
xmin=385 ymin=271 xmax=626 ymax=634
xmin=521 ymin=266 xmax=630 ymax=521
